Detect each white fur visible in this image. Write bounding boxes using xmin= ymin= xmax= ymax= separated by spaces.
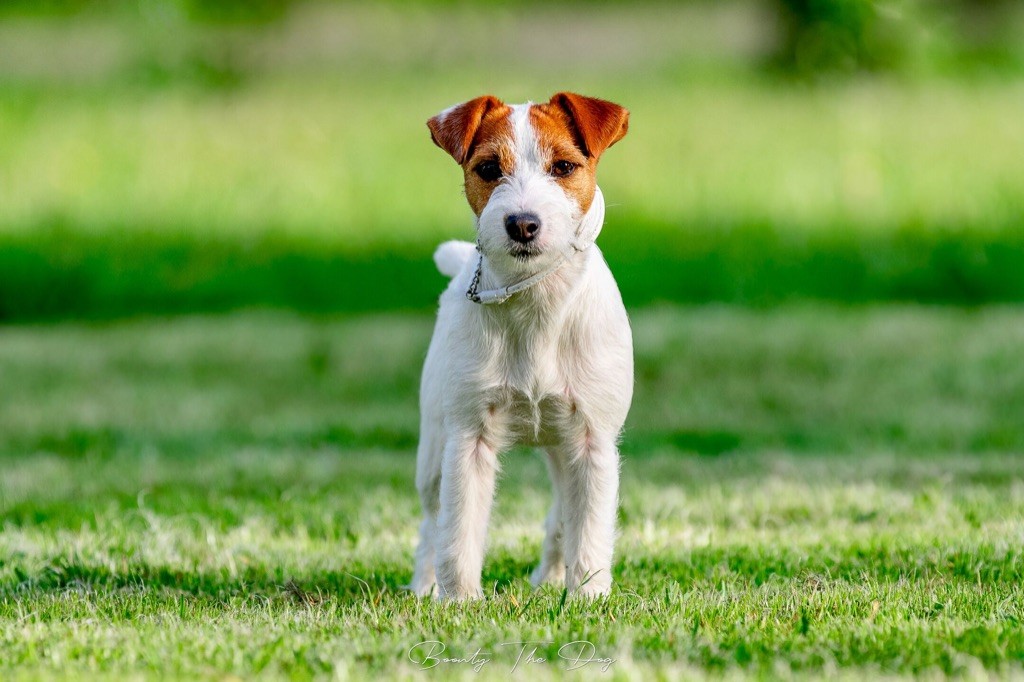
xmin=411 ymin=104 xmax=633 ymax=601
xmin=433 ymin=240 xmax=476 ymax=278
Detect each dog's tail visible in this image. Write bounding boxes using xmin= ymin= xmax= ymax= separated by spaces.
xmin=433 ymin=240 xmax=476 ymax=278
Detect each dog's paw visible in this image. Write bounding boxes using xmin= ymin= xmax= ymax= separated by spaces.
xmin=530 ymin=563 xmax=566 ymax=588
xmin=566 ymin=569 xmax=612 ymax=599
xmin=408 ymin=580 xmax=438 ymax=599
xmin=435 ymin=582 xmax=485 ymax=602
xmin=570 ymin=582 xmax=612 ymax=599
xmin=438 ymin=590 xmax=484 ymax=602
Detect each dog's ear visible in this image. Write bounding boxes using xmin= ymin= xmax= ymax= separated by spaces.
xmin=427 ymin=95 xmax=505 ymax=165
xmin=549 ymin=92 xmax=629 ymax=159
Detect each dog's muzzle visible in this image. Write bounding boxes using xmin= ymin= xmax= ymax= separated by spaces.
xmin=466 ymin=186 xmax=606 ymax=305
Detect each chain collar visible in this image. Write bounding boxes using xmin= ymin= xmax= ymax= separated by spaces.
xmin=466 ymin=186 xmax=606 ymax=305
xmin=466 ymin=246 xmax=485 ymax=302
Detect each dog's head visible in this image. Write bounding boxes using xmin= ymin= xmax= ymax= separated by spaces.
xmin=428 ymin=93 xmax=628 ymax=276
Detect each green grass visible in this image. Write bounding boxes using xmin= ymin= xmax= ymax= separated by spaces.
xmin=3 ymin=5 xmax=1023 ymax=678
xmin=2 ymin=306 xmax=1023 ymax=679
xmin=2 ymin=5 xmax=1024 ymax=319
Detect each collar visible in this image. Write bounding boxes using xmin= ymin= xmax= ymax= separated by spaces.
xmin=466 ymin=186 xmax=606 ymax=305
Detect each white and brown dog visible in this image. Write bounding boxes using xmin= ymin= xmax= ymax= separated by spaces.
xmin=411 ymin=93 xmax=633 ymax=600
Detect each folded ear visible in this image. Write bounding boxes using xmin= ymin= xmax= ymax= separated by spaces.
xmin=549 ymin=92 xmax=629 ymax=159
xmin=427 ymin=95 xmax=505 ymax=164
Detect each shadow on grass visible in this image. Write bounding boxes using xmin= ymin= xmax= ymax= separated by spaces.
xmin=7 ymin=558 xmax=412 ymax=604
xmin=3 ymin=424 xmax=420 ymax=460
xmin=3 ymin=215 xmax=1024 ymax=322
xmin=7 ymin=543 xmax=1020 ymax=609
xmin=3 ymin=425 xmax=752 ymax=462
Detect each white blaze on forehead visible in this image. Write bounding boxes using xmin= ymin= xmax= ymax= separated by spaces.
xmin=509 ymin=102 xmax=544 ymax=174
xmin=499 ymin=102 xmax=580 ymax=220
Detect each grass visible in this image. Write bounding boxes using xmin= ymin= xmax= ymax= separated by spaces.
xmin=3 ymin=4 xmax=1023 ymax=678
xmin=2 ymin=4 xmax=1024 ymax=319
xmin=2 ymin=305 xmax=1024 ymax=679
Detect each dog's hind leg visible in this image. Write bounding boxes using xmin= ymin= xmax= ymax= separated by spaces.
xmin=531 ymin=448 xmax=566 ymax=587
xmin=410 ymin=422 xmax=444 ymax=597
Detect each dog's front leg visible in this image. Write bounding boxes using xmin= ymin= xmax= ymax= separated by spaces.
xmin=560 ymin=431 xmax=620 ymax=598
xmin=434 ymin=432 xmax=500 ymax=600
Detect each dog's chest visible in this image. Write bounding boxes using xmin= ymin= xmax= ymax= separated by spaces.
xmin=482 ymin=384 xmax=576 ymax=446
xmin=478 ymin=330 xmax=582 ymax=445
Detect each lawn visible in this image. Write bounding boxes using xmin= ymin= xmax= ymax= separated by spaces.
xmin=2 ymin=2 xmax=1023 ymax=679
xmin=2 ymin=306 xmax=1023 ymax=679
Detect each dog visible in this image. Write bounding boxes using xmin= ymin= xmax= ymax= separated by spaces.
xmin=411 ymin=92 xmax=633 ymax=600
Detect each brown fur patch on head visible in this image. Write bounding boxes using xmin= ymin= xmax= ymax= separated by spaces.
xmin=461 ymin=107 xmax=513 ymax=216
xmin=430 ymin=93 xmax=628 ymax=218
xmin=528 ymin=102 xmax=601 ymax=213
xmin=427 ymin=95 xmax=506 ymax=165
xmin=548 ymin=92 xmax=629 ymax=160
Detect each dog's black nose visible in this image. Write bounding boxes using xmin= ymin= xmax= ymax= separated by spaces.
xmin=504 ymin=213 xmax=541 ymax=243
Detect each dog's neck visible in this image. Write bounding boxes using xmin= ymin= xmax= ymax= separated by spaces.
xmin=469 ymin=187 xmax=605 ymax=307
xmin=480 ymin=247 xmax=592 ymax=311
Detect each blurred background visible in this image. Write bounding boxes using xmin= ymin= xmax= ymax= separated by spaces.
xmin=2 ymin=5 xmax=1024 ymax=675
xmin=1 ymin=0 xmax=1023 ymax=320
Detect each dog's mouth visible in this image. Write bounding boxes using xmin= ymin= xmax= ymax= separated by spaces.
xmin=509 ymin=244 xmax=541 ymax=261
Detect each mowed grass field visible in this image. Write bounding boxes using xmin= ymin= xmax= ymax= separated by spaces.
xmin=2 ymin=306 xmax=1023 ymax=679
xmin=3 ymin=3 xmax=1024 ymax=679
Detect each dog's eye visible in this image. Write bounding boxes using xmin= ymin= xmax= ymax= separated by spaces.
xmin=551 ymin=160 xmax=576 ymax=178
xmin=474 ymin=160 xmax=502 ymax=182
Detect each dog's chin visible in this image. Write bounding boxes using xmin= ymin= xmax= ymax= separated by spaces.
xmin=509 ymin=245 xmax=541 ymax=262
